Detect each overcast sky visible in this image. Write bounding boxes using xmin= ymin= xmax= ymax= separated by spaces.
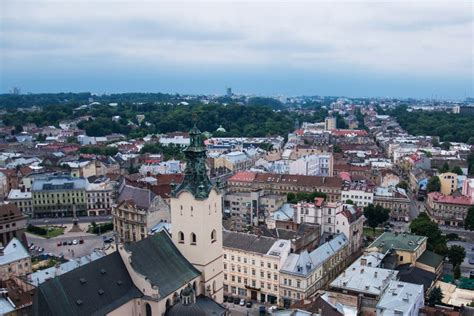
xmin=1 ymin=0 xmax=473 ymax=99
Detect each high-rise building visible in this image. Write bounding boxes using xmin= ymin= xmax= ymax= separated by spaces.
xmin=226 ymin=87 xmax=232 ymax=97
xmin=170 ymin=126 xmax=224 ymax=302
xmin=324 ymin=116 xmax=336 ymax=130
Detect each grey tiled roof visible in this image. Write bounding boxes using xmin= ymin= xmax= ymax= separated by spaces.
xmin=117 ymin=185 xmax=156 ymax=209
xmin=223 ymin=231 xmax=277 ymax=254
xmin=125 ymin=230 xmax=201 ymax=298
xmin=32 ymin=251 xmax=142 ymax=316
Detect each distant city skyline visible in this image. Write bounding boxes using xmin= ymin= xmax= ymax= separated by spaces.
xmin=1 ymin=1 xmax=472 ymax=100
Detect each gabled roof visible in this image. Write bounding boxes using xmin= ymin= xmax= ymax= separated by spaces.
xmin=125 ymin=230 xmax=200 ymax=298
xmin=32 ymin=251 xmax=142 ymax=316
xmin=117 ymin=185 xmax=156 ymax=210
xmin=223 ymin=231 xmax=277 ymax=255
xmin=0 ymin=237 xmax=29 ymax=266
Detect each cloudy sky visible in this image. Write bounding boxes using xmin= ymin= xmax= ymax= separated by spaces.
xmin=1 ymin=0 xmax=473 ymax=99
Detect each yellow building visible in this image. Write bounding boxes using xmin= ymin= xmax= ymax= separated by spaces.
xmin=439 ymin=172 xmax=458 ymax=195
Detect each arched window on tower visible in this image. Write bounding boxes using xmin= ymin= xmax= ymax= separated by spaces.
xmin=211 ymin=229 xmax=216 ymax=243
xmin=191 ymin=233 xmax=197 ymax=245
xmin=145 ymin=303 xmax=152 ymax=316
xmin=178 ymin=231 xmax=184 ymax=244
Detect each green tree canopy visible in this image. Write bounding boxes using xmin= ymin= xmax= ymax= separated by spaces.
xmin=396 ymin=180 xmax=409 ymax=191
xmin=363 ymin=204 xmax=390 ymax=233
xmin=440 ymin=162 xmax=450 ymax=173
xmin=409 ymin=213 xmax=447 ymax=255
xmin=465 ymin=207 xmax=474 ymax=231
xmin=427 ymin=286 xmax=444 ymax=306
xmin=447 ymin=245 xmax=466 ymax=268
xmin=427 ymin=176 xmax=441 ymax=193
xmin=451 ymin=166 xmax=463 ymax=175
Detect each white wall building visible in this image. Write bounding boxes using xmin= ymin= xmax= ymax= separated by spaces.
xmin=341 ymin=182 xmax=374 ymax=207
xmin=376 ymin=280 xmax=424 ymax=316
xmin=289 ymin=154 xmax=333 ymax=177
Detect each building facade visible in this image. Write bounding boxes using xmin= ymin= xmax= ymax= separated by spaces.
xmin=0 ymin=203 xmax=27 ymax=246
xmin=31 ymin=176 xmax=87 ymax=218
xmin=426 ymin=192 xmax=472 ymax=227
xmin=222 ymin=232 xmax=290 ymax=304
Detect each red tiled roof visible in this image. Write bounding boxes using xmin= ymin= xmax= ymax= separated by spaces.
xmin=428 ymin=192 xmax=473 ymax=206
xmin=330 ymin=129 xmax=368 ymax=137
xmin=314 ymin=197 xmax=324 ymax=207
xmin=229 ymin=171 xmax=256 ymax=182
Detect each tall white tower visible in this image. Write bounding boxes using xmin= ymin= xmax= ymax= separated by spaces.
xmin=170 ymin=126 xmax=224 ymax=303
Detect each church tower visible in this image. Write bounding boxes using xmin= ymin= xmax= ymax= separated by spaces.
xmin=170 ymin=126 xmax=224 ymax=303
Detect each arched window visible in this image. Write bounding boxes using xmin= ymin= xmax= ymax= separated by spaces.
xmin=178 ymin=231 xmax=184 ymax=244
xmin=191 ymin=233 xmax=197 ymax=245
xmin=211 ymin=229 xmax=216 ymax=243
xmin=145 ymin=303 xmax=152 ymax=316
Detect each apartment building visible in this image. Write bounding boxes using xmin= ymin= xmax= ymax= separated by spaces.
xmin=373 ymin=186 xmax=411 ymax=222
xmin=223 ymin=231 xmax=291 ymax=304
xmin=7 ymin=189 xmax=32 ymax=216
xmin=31 ymin=176 xmax=87 ymax=218
xmin=0 ymin=238 xmax=31 ymax=281
xmin=288 ymin=153 xmax=334 ymax=177
xmin=439 ymin=172 xmax=458 ymax=195
xmin=0 ymin=204 xmax=27 ymax=246
xmin=86 ymin=179 xmax=114 ymax=216
xmin=113 ymin=185 xmax=170 ymax=242
xmin=280 ymin=234 xmax=349 ymax=307
xmin=224 ymin=190 xmax=286 ymax=230
xmin=296 ymin=200 xmax=364 ymax=254
xmin=227 ymin=172 xmax=342 ymax=203
xmin=341 ymin=182 xmax=374 ymax=207
xmin=426 ymin=192 xmax=472 ymax=227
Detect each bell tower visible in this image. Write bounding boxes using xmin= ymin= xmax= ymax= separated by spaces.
xmin=170 ymin=126 xmax=223 ymax=303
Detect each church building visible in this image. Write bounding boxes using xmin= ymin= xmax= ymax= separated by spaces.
xmin=32 ymin=126 xmax=226 ymax=316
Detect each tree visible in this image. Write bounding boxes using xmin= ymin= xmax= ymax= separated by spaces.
xmin=465 ymin=207 xmax=474 ymax=231
xmin=410 ymin=213 xmax=447 ymax=255
xmin=454 ymin=264 xmax=461 ymax=279
xmin=345 ymin=199 xmax=354 ymax=205
xmin=427 ymin=176 xmax=441 ymax=193
xmin=396 ymin=180 xmax=409 ymax=191
xmin=427 ymin=286 xmax=444 ymax=306
xmin=440 ymin=141 xmax=451 ymax=150
xmin=447 ymin=245 xmax=466 ymax=268
xmin=333 ymin=145 xmax=342 ymax=153
xmin=363 ymin=204 xmax=390 ymax=233
xmin=439 ymin=162 xmax=450 ymax=173
xmin=451 ymin=166 xmax=463 ymax=175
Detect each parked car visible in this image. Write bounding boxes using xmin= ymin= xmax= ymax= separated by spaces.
xmin=469 ymin=256 xmax=474 ymax=265
xmin=470 ymin=270 xmax=474 ymax=279
xmin=38 ymin=247 xmax=44 ymax=253
xmin=227 ymin=296 xmax=233 ymax=303
xmin=246 ymin=301 xmax=253 ymax=308
xmin=67 ymin=240 xmax=73 ymax=245
xmin=57 ymin=241 xmax=62 ymax=247
xmin=239 ymin=298 xmax=245 ymax=306
xmin=72 ymin=240 xmax=78 ymax=245
xmin=62 ymin=241 xmax=68 ymax=246
xmin=233 ymin=297 xmax=240 ymax=304
xmin=79 ymin=239 xmax=84 ymax=244
xmin=104 ymin=237 xmax=114 ymax=243
xmin=259 ymin=306 xmax=266 ymax=315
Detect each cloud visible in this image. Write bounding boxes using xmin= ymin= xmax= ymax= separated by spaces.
xmin=0 ymin=0 xmax=472 ymax=96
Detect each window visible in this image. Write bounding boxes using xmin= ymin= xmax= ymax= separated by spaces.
xmin=178 ymin=231 xmax=184 ymax=243
xmin=211 ymin=229 xmax=216 ymax=243
xmin=191 ymin=233 xmax=197 ymax=245
xmin=399 ymin=256 xmax=404 ymax=261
